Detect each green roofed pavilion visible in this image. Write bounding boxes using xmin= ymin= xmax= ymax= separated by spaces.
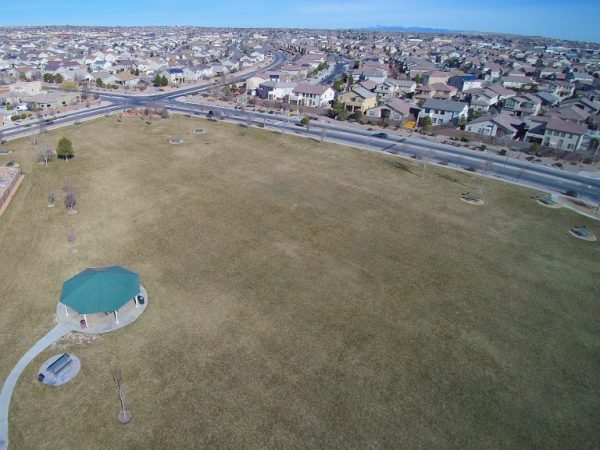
xmin=60 ymin=266 xmax=140 ymax=315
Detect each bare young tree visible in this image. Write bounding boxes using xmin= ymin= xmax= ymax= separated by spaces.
xmin=479 ymin=160 xmax=493 ymax=193
xmin=63 ymin=180 xmax=77 ymax=213
xmin=38 ymin=146 xmax=53 ymax=166
xmin=421 ymin=148 xmax=433 ymax=180
xmin=111 ymin=369 xmax=132 ymax=424
xmin=67 ymin=229 xmax=77 ymax=252
xmin=48 ymin=190 xmax=55 ymax=207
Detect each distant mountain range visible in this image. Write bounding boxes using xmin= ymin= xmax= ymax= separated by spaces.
xmin=360 ymin=25 xmax=466 ymax=34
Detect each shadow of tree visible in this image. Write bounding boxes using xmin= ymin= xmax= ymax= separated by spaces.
xmin=437 ymin=172 xmax=468 ymax=187
xmin=388 ymin=160 xmax=419 ymax=177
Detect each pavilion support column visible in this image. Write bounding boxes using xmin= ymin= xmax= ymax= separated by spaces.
xmin=63 ymin=304 xmax=69 ymax=317
xmin=83 ymin=314 xmax=88 ymax=327
xmin=134 ymin=296 xmax=138 ymax=307
xmin=114 ymin=311 xmax=119 ymax=324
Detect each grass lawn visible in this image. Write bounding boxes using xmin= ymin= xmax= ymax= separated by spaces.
xmin=0 ymin=115 xmax=599 ymax=449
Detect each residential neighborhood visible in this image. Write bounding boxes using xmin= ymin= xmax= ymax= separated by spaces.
xmin=1 ymin=4 xmax=600 ymax=449
xmin=1 ymin=26 xmax=600 ymax=161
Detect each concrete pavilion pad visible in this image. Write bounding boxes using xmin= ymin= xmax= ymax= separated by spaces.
xmin=56 ymin=285 xmax=148 ymax=334
xmin=38 ymin=354 xmax=81 ymax=387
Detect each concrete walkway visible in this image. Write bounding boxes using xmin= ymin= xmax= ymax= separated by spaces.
xmin=0 ymin=324 xmax=70 ymax=450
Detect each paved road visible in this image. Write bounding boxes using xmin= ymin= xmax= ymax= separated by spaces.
xmin=319 ymin=58 xmax=348 ymax=85
xmin=164 ymin=100 xmax=600 ymax=204
xmin=2 ymin=49 xmax=599 ymax=204
xmin=1 ymin=52 xmax=287 ymax=139
xmin=0 ymin=324 xmax=70 ymax=450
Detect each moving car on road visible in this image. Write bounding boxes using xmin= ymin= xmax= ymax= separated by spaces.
xmin=372 ymin=132 xmax=388 ymax=139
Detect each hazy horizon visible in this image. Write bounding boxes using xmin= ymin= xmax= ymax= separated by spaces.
xmin=1 ymin=0 xmax=599 ymax=44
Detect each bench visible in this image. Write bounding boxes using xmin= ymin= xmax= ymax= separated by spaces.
xmin=47 ymin=353 xmax=72 ymax=376
xmin=38 ymin=353 xmax=72 ymax=382
xmin=462 ymin=192 xmax=480 ymax=202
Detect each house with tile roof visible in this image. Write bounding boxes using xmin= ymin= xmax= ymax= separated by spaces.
xmin=465 ymin=113 xmax=522 ymax=138
xmin=418 ymin=98 xmax=468 ymax=126
xmin=525 ymin=116 xmax=588 ymax=151
xmin=542 ymin=118 xmax=588 ymax=150
xmin=366 ymin=98 xmax=416 ymax=122
xmin=503 ymin=94 xmax=541 ymax=116
xmin=290 ymin=83 xmax=335 ymax=108
xmin=338 ymin=86 xmax=378 ymax=113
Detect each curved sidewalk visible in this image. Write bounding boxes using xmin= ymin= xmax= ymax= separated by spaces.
xmin=0 ymin=324 xmax=70 ymax=450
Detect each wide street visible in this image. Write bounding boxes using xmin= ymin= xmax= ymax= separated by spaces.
xmin=2 ymin=51 xmax=599 ymax=205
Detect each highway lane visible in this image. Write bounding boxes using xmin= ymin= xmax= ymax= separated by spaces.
xmin=1 ymin=52 xmax=288 ymax=139
xmin=0 ymin=103 xmax=123 ymax=140
xmin=182 ymin=102 xmax=600 ymax=192
xmin=164 ymin=100 xmax=600 ymax=203
xmin=167 ymin=99 xmax=600 ymax=192
xmin=3 ymin=49 xmax=599 ymax=204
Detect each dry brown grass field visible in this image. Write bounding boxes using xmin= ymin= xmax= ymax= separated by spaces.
xmin=0 ymin=115 xmax=598 ymax=449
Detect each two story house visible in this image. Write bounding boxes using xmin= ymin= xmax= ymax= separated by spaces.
xmin=290 ymin=83 xmax=335 ymax=108
xmin=366 ymin=98 xmax=415 ymax=122
xmin=257 ymin=81 xmax=297 ymax=101
xmin=338 ymin=86 xmax=377 ymax=113
xmin=467 ymin=88 xmax=500 ymax=112
xmin=418 ymin=98 xmax=468 ymax=126
xmin=542 ymin=118 xmax=587 ymax=151
xmin=503 ymin=94 xmax=541 ymax=116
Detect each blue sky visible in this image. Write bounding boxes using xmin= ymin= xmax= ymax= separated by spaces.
xmin=1 ymin=0 xmax=599 ymax=43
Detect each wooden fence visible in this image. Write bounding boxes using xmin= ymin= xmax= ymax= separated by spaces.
xmin=0 ymin=167 xmax=21 ymax=210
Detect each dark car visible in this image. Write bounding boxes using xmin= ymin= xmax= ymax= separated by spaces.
xmin=372 ymin=132 xmax=388 ymax=139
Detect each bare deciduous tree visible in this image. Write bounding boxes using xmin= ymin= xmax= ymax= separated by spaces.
xmin=63 ymin=180 xmax=77 ymax=213
xmin=479 ymin=160 xmax=493 ymax=193
xmin=48 ymin=190 xmax=55 ymax=207
xmin=38 ymin=146 xmax=53 ymax=166
xmin=421 ymin=148 xmax=433 ymax=180
xmin=111 ymin=368 xmax=132 ymax=424
xmin=67 ymin=230 xmax=77 ymax=252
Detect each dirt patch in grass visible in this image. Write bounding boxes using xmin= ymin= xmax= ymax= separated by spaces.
xmin=0 ymin=116 xmax=599 ymax=449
